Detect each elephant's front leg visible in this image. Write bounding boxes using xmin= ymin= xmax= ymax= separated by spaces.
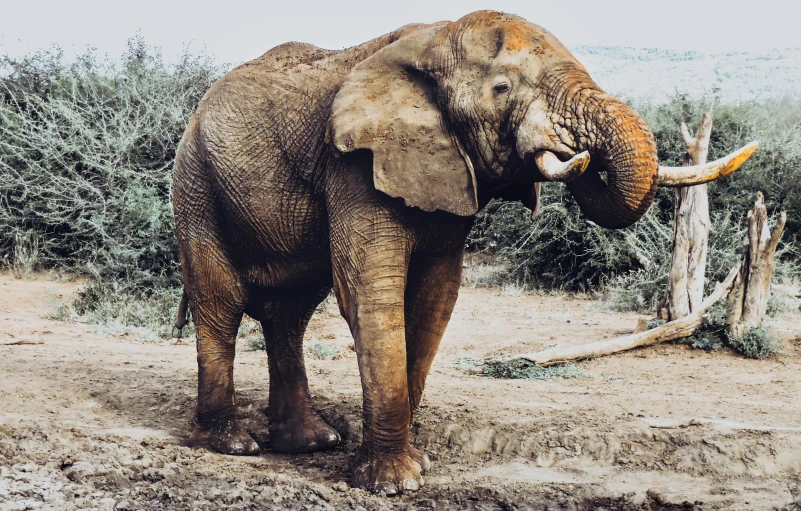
xmin=330 ymin=224 xmax=423 ymax=495
xmin=405 ymin=250 xmax=463 ymax=421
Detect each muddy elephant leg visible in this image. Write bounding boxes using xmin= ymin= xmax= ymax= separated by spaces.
xmin=261 ymin=286 xmax=341 ymax=453
xmin=402 ymin=250 xmax=463 ymax=470
xmin=186 ymin=253 xmax=258 ymax=455
xmin=329 ymin=225 xmax=423 ymax=494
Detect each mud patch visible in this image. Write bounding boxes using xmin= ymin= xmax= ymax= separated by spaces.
xmin=1 ymin=274 xmax=800 ymax=509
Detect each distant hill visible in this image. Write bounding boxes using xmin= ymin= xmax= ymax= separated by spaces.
xmin=571 ymin=46 xmax=801 ymax=103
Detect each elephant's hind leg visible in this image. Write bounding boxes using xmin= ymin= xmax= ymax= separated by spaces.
xmin=259 ymin=285 xmax=341 ymax=454
xmin=183 ymin=246 xmax=258 ymax=455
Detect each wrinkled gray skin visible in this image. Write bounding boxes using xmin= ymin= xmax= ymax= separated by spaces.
xmin=172 ymin=11 xmax=658 ymax=494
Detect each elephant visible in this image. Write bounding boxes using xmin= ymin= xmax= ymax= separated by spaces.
xmin=171 ymin=10 xmax=754 ymax=494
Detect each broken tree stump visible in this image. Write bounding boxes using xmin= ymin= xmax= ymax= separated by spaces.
xmin=664 ymin=113 xmax=713 ymax=321
xmin=725 ymin=192 xmax=787 ymax=337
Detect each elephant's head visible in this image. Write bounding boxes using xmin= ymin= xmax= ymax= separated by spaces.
xmin=327 ymin=11 xmax=756 ymax=228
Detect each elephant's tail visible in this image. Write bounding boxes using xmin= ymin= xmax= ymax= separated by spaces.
xmin=172 ymin=289 xmax=190 ymax=338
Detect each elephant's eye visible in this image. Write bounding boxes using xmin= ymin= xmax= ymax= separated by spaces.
xmin=493 ymin=82 xmax=511 ymax=94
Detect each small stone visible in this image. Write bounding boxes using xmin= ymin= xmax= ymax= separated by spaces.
xmin=332 ymin=482 xmax=348 ymax=492
xmin=205 ymin=488 xmax=223 ymax=501
xmin=18 ymin=463 xmax=39 ymax=473
xmin=647 ymin=487 xmax=669 ymax=506
xmin=62 ymin=461 xmax=96 ymax=482
xmin=310 ymin=484 xmax=334 ymax=501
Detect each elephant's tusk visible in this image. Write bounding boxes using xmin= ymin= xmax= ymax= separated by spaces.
xmin=657 ymin=141 xmax=759 ymax=187
xmin=533 ymin=150 xmax=591 ymax=182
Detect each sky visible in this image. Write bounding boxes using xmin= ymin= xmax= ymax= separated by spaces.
xmin=2 ymin=0 xmax=800 ymax=65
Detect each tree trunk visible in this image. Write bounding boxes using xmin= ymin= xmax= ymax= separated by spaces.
xmin=663 ymin=113 xmax=713 ymax=321
xmin=725 ymin=192 xmax=786 ymax=337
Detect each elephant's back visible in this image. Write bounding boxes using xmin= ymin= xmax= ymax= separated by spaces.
xmin=247 ymin=42 xmax=338 ymax=70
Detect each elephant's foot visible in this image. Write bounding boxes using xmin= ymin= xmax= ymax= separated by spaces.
xmin=351 ymin=446 xmax=425 ymax=495
xmin=269 ymin=413 xmax=341 ymax=454
xmin=189 ymin=420 xmax=260 ymax=456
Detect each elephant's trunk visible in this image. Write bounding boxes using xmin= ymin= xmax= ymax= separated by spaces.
xmin=563 ymin=87 xmax=659 ymax=229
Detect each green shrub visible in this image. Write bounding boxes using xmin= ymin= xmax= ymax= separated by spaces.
xmin=689 ymin=335 xmax=724 ymax=352
xmin=725 ymin=327 xmax=782 ymax=359
xmin=72 ymin=278 xmax=192 ymax=341
xmin=0 ymin=39 xmax=222 ymax=334
xmin=0 ymin=37 xmax=221 ymax=290
xmin=480 ymin=359 xmax=583 ymax=380
xmin=306 ymin=338 xmax=340 ymax=360
xmin=245 ymin=337 xmax=266 ymax=351
xmin=605 ymin=207 xmax=755 ymax=312
xmin=637 ymin=96 xmax=801 ymax=246
xmin=467 ymin=186 xmax=653 ymax=292
xmin=682 ymin=316 xmax=782 ymax=359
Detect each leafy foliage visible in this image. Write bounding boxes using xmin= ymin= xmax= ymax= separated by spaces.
xmin=72 ymin=278 xmax=192 ymax=341
xmin=681 ymin=313 xmax=781 ymax=359
xmin=725 ymin=327 xmax=782 ymax=359
xmin=306 ymin=339 xmax=341 ymax=360
xmin=480 ymin=359 xmax=583 ymax=380
xmin=467 ymin=187 xmax=652 ymax=292
xmin=689 ymin=335 xmax=724 ymax=352
xmin=0 ymin=37 xmax=221 ymax=291
xmin=0 ymin=39 xmax=221 ymax=335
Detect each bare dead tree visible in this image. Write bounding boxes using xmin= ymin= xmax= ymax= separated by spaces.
xmin=663 ymin=113 xmax=713 ymax=321
xmin=726 ymin=192 xmax=787 ymax=337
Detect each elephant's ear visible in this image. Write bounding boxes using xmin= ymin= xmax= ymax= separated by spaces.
xmin=326 ymin=28 xmax=479 ymax=216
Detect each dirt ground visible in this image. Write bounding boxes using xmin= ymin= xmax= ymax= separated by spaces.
xmin=1 ymin=273 xmax=800 ymax=510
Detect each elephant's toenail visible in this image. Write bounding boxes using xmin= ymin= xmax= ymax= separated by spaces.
xmin=376 ymin=482 xmax=398 ymax=496
xmin=420 ymin=454 xmax=431 ymax=472
xmin=402 ymin=478 xmax=420 ymax=491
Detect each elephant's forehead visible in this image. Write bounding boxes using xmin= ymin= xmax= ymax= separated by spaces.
xmin=455 ymin=12 xmax=563 ymax=57
xmin=502 ymin=21 xmax=541 ymax=52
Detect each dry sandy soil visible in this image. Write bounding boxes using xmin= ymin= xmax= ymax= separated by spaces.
xmin=1 ymin=273 xmax=800 ymax=510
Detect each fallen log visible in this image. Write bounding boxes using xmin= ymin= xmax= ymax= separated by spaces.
xmin=484 ymin=262 xmax=742 ymax=367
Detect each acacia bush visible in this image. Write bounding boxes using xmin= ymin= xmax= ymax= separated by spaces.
xmin=0 ymin=39 xmax=222 ymax=336
xmin=0 ymin=38 xmax=221 ymax=290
